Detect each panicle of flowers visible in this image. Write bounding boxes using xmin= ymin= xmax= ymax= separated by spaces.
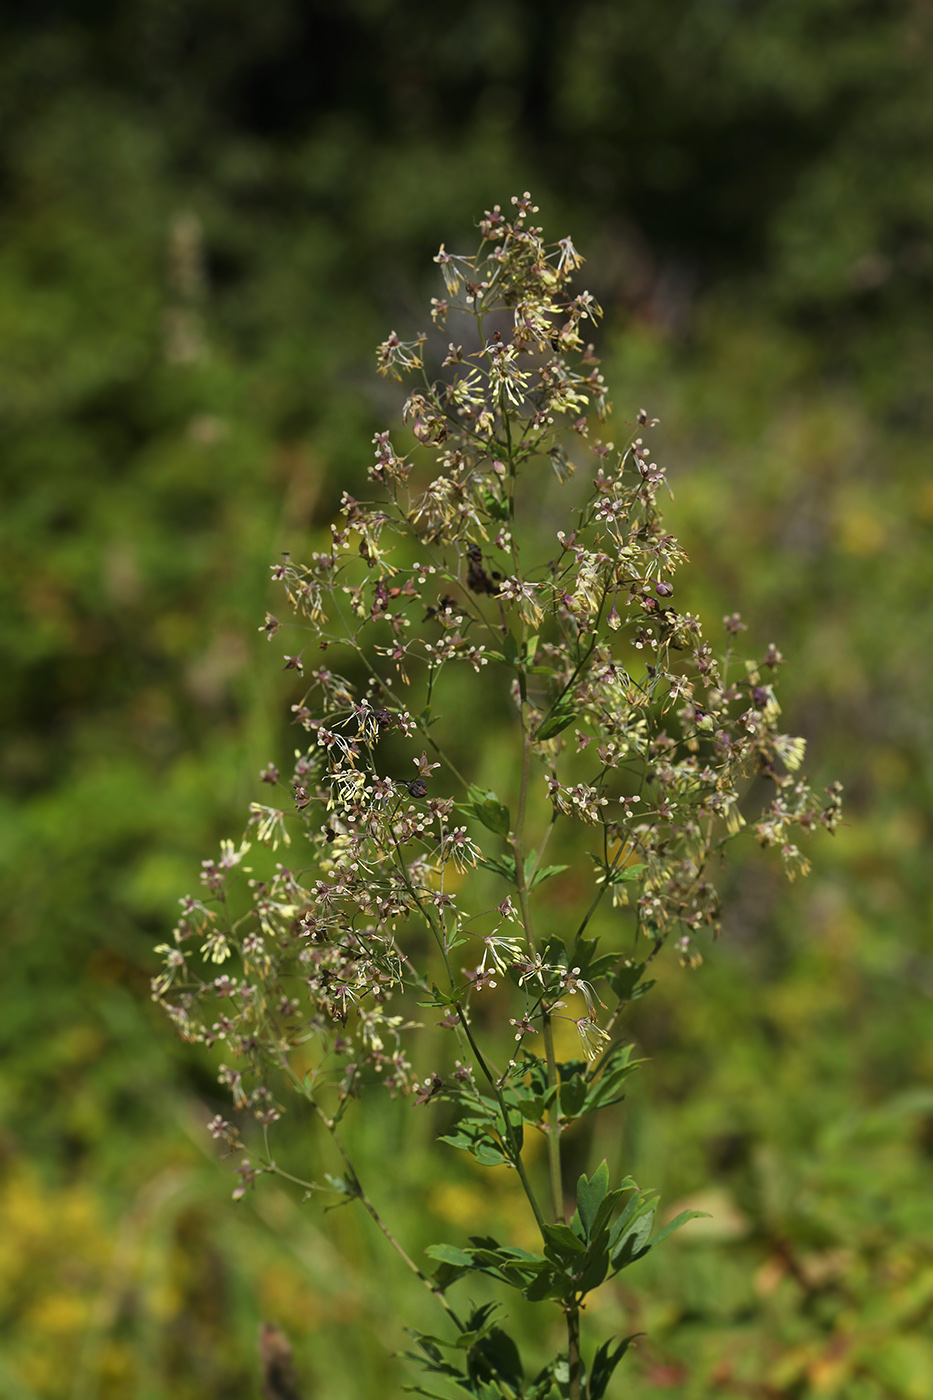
xmin=153 ymin=196 xmax=838 ymax=1263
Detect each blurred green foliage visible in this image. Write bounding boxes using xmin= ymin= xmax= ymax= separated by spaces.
xmin=1 ymin=1 xmax=931 ymax=1395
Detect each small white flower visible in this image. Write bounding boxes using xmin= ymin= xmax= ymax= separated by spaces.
xmin=575 ymin=1017 xmax=611 ymax=1063
xmin=443 ymin=826 xmax=482 ymax=872
xmin=556 ymin=236 xmax=584 ymax=273
xmin=248 ymin=804 xmax=291 ymax=849
xmin=774 ymin=734 xmax=807 ymax=772
xmin=478 ymin=934 xmax=525 ymax=977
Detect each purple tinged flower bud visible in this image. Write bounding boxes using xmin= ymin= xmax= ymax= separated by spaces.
xmin=655 ymin=580 xmax=673 ymax=597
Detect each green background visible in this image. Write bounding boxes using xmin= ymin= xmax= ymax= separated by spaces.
xmin=1 ymin=2 xmax=931 ymax=1396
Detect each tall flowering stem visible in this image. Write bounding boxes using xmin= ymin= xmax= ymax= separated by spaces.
xmin=154 ymin=194 xmax=841 ymax=1400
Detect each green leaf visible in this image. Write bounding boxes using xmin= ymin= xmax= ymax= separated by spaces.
xmin=464 ymin=1302 xmax=500 ymax=1335
xmin=527 ymin=1359 xmax=563 ymax=1400
xmin=503 ymin=633 xmax=521 ymax=668
xmin=465 ymin=1242 xmax=549 ymax=1290
xmin=606 ymin=1190 xmax=640 ymax=1245
xmin=542 ymin=1221 xmax=587 ymax=1258
xmin=516 ymin=1094 xmax=547 ymax=1122
xmin=478 ymin=854 xmax=517 ymax=884
xmin=528 ymin=862 xmax=569 ymax=890
xmin=588 ymin=1187 xmax=624 ymax=1243
xmin=417 ymin=983 xmax=459 ymax=1009
xmin=583 ymin=1042 xmax=642 ymax=1112
xmin=588 ymin=1186 xmax=630 ymax=1245
xmin=511 ymin=849 xmax=569 ymax=891
xmin=473 ymin=1141 xmax=513 ymax=1167
xmin=438 ymin=1115 xmax=512 ymax=1168
xmin=535 ymin=707 xmax=578 ymax=742
xmin=608 ymin=862 xmax=647 ymax=883
xmin=437 ymin=1130 xmax=473 ymax=1152
xmin=425 ymin=1243 xmax=474 ymax=1268
xmin=402 ymin=1330 xmax=468 ymax=1389
xmin=645 ymin=1209 xmax=709 ymax=1252
xmin=568 ymin=935 xmax=616 ymax=982
xmin=610 ymin=1202 xmax=656 ymax=1271
xmin=481 ymin=488 xmax=509 ymax=523
xmin=480 ymin=1246 xmax=547 ymax=1273
xmin=576 ymin=1161 xmax=610 ymax=1240
xmin=500 ymin=1259 xmax=550 ymax=1285
xmin=468 ymin=1327 xmax=524 ymax=1392
xmin=577 ymin=1241 xmax=610 ymax=1294
xmin=608 ymin=959 xmax=655 ymax=1004
xmin=523 ymin=1266 xmax=574 ymax=1303
xmin=559 ymin=1074 xmax=588 ymax=1120
xmin=466 ymin=785 xmax=511 ymax=837
xmin=587 ymin=1336 xmax=640 ymax=1400
xmin=431 ymin=1260 xmax=471 ymax=1293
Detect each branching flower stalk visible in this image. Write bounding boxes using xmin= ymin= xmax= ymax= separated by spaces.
xmin=154 ymin=195 xmax=841 ymax=1400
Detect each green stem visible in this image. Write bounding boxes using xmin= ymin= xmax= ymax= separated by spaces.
xmin=541 ymin=1012 xmax=564 ymax=1223
xmin=566 ymin=1300 xmax=582 ymax=1400
xmin=531 ymin=571 xmax=615 ymax=743
xmin=455 ymin=1007 xmax=548 ymax=1235
xmin=512 ymin=668 xmax=564 ymax=1224
xmin=280 ymin=1063 xmax=464 ymax=1330
xmin=570 ymin=831 xmax=630 ymax=945
xmin=385 ymin=817 xmax=548 ymax=1236
xmin=525 ymin=808 xmax=558 ymax=886
xmin=347 ymin=633 xmax=471 ymax=790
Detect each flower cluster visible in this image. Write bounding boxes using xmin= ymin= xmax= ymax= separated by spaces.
xmin=154 ymin=189 xmax=838 ymax=1254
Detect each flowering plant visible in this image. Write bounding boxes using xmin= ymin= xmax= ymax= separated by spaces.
xmin=154 ymin=194 xmax=841 ymax=1399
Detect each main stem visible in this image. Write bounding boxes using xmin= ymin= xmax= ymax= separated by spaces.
xmin=566 ymin=1300 xmax=582 ymax=1400
xmin=504 ymin=416 xmax=578 ymax=1397
xmin=455 ymin=1007 xmax=548 ymax=1235
xmin=386 ymin=819 xmax=549 ymax=1238
xmin=514 ymin=670 xmax=582 ymax=1400
xmin=513 ymin=669 xmax=565 ymax=1227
